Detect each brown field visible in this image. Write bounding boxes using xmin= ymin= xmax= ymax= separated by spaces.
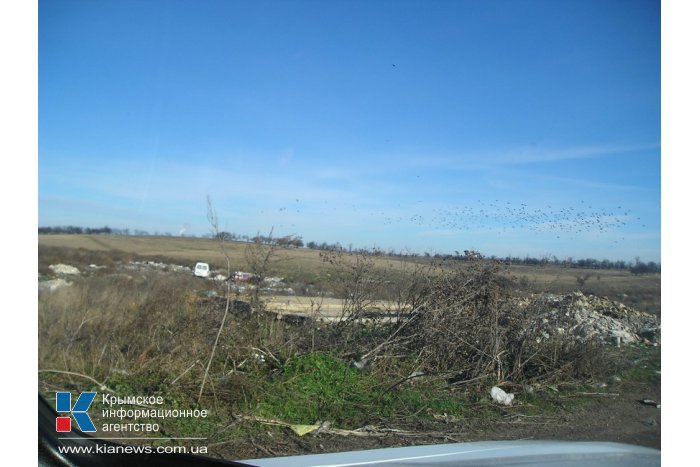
xmin=39 ymin=234 xmax=401 ymax=280
xmin=39 ymin=234 xmax=660 ymax=315
xmin=507 ymin=264 xmax=661 ymax=315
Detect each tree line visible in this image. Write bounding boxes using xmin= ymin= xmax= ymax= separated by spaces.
xmin=38 ymin=225 xmax=660 ymax=273
xmin=38 ymin=225 xmax=125 ymax=235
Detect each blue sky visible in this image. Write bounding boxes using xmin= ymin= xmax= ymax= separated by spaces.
xmin=39 ymin=0 xmax=660 ymax=262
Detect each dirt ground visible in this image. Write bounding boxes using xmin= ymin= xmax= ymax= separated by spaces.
xmin=206 ymin=377 xmax=660 ymax=462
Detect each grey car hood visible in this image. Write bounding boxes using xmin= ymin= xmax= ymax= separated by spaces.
xmin=242 ymin=440 xmax=660 ymax=467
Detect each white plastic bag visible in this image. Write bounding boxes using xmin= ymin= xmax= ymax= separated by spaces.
xmin=490 ymin=386 xmax=515 ymax=406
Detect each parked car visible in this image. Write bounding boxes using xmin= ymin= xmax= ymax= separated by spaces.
xmin=193 ymin=262 xmax=210 ymax=278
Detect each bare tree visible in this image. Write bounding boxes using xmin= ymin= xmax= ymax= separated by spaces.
xmin=198 ymin=195 xmax=233 ymax=403
xmin=320 ymin=249 xmax=380 ymax=327
xmin=244 ymin=226 xmax=282 ymax=310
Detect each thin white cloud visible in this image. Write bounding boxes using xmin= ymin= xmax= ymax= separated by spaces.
xmin=43 ymin=158 xmax=366 ymax=205
xmin=397 ymin=142 xmax=660 ymax=171
xmin=495 ymin=142 xmax=660 ymax=165
xmin=507 ymin=171 xmax=650 ymax=192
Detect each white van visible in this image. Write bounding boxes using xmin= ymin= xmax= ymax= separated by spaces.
xmin=193 ymin=262 xmax=210 ymax=278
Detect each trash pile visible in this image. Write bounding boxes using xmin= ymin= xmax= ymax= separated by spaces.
xmin=122 ymin=261 xmax=192 ymax=273
xmin=38 ymin=278 xmax=73 ymax=293
xmin=40 ymin=264 xmax=80 ymax=293
xmin=517 ymin=292 xmax=660 ymax=346
xmin=48 ymin=264 xmax=80 ymax=275
xmin=261 ymin=277 xmax=294 ymax=294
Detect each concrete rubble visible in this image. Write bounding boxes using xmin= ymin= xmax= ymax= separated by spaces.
xmin=122 ymin=261 xmax=191 ymax=273
xmin=516 ymin=292 xmax=660 ymax=346
xmin=39 ymin=278 xmax=73 ymax=293
xmin=49 ymin=264 xmax=80 ymax=275
xmin=263 ymin=277 xmax=285 ymax=286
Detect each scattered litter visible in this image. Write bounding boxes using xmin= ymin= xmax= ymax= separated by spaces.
xmin=122 ymin=261 xmax=193 ymax=275
xmin=252 ymin=351 xmax=266 ymax=363
xmin=233 ymin=271 xmax=256 ymax=283
xmin=491 ymin=386 xmax=515 ymax=406
xmin=642 ymin=418 xmax=658 ymax=427
xmin=263 ymin=277 xmax=285 ymax=286
xmin=290 ymin=424 xmax=321 ymax=436
xmin=238 ymin=415 xmax=446 ymax=438
xmin=640 ymin=399 xmax=661 ymax=408
xmin=352 ymin=358 xmax=370 ymax=371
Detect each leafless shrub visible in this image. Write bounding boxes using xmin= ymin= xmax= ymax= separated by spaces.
xmin=409 ymin=259 xmax=513 ymax=382
xmin=383 ymin=259 xmax=435 ymax=324
xmin=320 ymin=249 xmax=382 ymax=326
xmin=575 ymin=273 xmax=593 ymax=288
xmin=501 ymin=294 xmax=614 ymax=384
xmin=350 ymin=257 xmax=611 ymax=389
xmin=244 ymin=226 xmax=284 ymax=310
xmin=198 ymin=195 xmax=235 ymax=402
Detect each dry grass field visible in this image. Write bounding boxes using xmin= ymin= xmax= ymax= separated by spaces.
xmin=38 ymin=234 xmax=660 ymax=315
xmin=508 ymin=264 xmax=661 ymax=315
xmin=39 ymin=234 xmax=405 ymax=280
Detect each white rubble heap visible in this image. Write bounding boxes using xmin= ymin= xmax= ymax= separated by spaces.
xmin=49 ymin=264 xmax=80 ymax=275
xmin=122 ymin=261 xmax=191 ymax=273
xmin=263 ymin=277 xmax=285 ymax=286
xmin=38 ymin=278 xmax=73 ymax=293
xmin=515 ymin=291 xmax=660 ymax=346
xmin=118 ymin=262 xmax=294 ymax=294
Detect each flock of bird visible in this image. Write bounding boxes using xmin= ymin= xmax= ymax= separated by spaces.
xmin=259 ymin=198 xmax=644 ymax=246
xmin=374 ymin=199 xmax=643 ymax=239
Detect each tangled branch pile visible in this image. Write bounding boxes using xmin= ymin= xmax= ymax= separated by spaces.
xmin=325 ymin=255 xmax=634 ymax=388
